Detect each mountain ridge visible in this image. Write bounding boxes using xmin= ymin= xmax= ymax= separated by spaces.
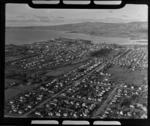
xmin=6 ymin=21 xmax=148 ymax=40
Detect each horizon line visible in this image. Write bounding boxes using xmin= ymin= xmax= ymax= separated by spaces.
xmin=6 ymin=20 xmax=147 ymax=28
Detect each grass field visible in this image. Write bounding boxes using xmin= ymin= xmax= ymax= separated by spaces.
xmin=5 ymin=56 xmax=20 ymax=62
xmin=45 ymin=58 xmax=90 ymax=76
xmin=5 ymin=83 xmax=42 ymax=102
xmin=5 ymin=88 xmax=23 ymax=102
xmin=106 ymin=65 xmax=147 ymax=85
xmin=5 ymin=79 xmax=20 ymax=88
xmin=45 ymin=63 xmax=83 ymax=76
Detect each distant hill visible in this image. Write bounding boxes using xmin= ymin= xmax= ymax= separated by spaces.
xmin=6 ymin=22 xmax=148 ymax=40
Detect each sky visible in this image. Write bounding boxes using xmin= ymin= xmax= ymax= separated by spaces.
xmin=6 ymin=4 xmax=148 ymax=27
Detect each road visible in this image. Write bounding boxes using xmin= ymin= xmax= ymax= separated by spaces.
xmin=92 ymin=84 xmax=120 ymax=117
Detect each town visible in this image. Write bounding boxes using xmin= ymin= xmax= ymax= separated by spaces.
xmin=5 ymin=38 xmax=147 ymax=119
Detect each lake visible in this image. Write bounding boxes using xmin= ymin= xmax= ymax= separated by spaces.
xmin=5 ymin=28 xmax=147 ymax=45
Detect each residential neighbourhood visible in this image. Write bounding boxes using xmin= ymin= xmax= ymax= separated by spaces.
xmin=5 ymin=38 xmax=147 ymax=119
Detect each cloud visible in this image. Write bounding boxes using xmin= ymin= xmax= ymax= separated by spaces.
xmin=100 ymin=17 xmax=129 ymax=23
xmin=56 ymin=16 xmax=65 ymax=19
xmin=33 ymin=15 xmax=50 ymax=20
xmin=6 ymin=4 xmax=148 ymax=27
xmin=121 ymin=15 xmax=128 ymax=18
xmin=16 ymin=15 xmax=25 ymax=18
xmin=7 ymin=19 xmax=37 ymax=22
xmin=108 ymin=11 xmax=113 ymax=13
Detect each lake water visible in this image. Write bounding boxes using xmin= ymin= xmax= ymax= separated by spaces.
xmin=5 ymin=28 xmax=147 ymax=45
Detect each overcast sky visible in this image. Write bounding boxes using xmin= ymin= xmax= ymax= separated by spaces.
xmin=6 ymin=4 xmax=148 ymax=27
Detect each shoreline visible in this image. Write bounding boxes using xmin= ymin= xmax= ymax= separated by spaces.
xmin=5 ymin=29 xmax=147 ymax=46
